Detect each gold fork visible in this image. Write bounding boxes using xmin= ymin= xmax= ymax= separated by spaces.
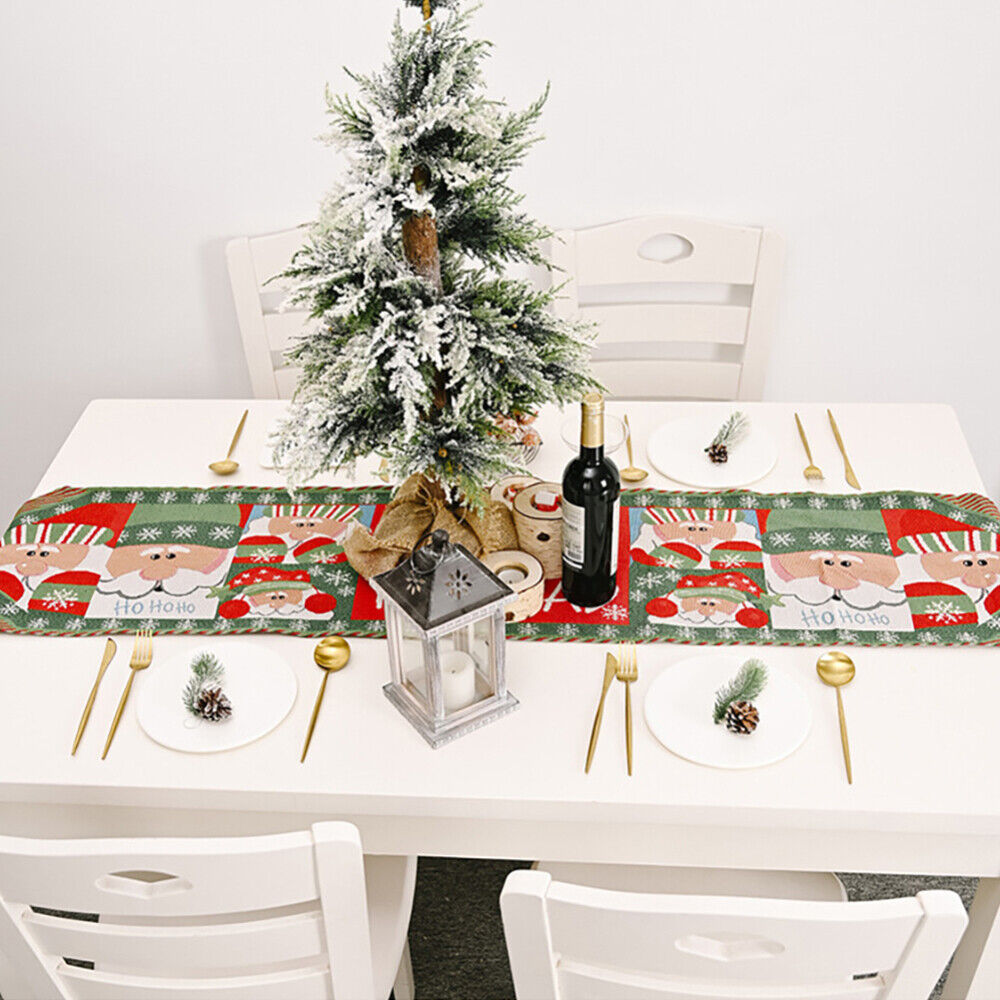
xmin=794 ymin=413 xmax=824 ymax=482
xmin=102 ymin=630 xmax=153 ymax=759
xmin=616 ymin=643 xmax=638 ymax=776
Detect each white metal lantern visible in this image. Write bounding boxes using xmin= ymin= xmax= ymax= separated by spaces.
xmin=371 ymin=529 xmax=518 ymax=748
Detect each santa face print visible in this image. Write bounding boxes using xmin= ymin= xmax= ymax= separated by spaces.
xmin=678 ymin=595 xmax=739 ymax=624
xmin=0 ymin=542 xmax=88 ymax=581
xmin=771 ymin=550 xmax=900 ymax=598
xmin=100 ymin=544 xmax=229 ymax=597
xmin=655 ymin=520 xmax=737 ymax=548
xmin=268 ymin=516 xmax=349 ymax=543
xmin=247 ymin=588 xmax=305 ymax=615
xmin=921 ymin=550 xmax=1000 ymax=591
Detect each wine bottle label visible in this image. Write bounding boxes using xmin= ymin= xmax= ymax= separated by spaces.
xmin=562 ymin=500 xmax=586 ymax=568
xmin=610 ymin=499 xmax=620 ymax=574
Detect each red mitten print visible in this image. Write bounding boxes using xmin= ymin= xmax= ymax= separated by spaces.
xmin=645 ymin=596 xmax=678 ymax=619
xmin=305 ymin=592 xmax=337 ymax=615
xmin=218 ymin=598 xmax=250 ymax=619
xmin=735 ymin=607 xmax=768 ymax=629
xmin=0 ymin=571 xmax=23 ymax=603
xmin=985 ymin=584 xmax=1000 ymax=618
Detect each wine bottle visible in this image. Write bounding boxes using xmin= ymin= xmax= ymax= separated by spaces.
xmin=562 ymin=393 xmax=621 ymax=607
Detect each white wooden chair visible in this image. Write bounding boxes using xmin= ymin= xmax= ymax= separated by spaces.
xmin=226 ymin=226 xmax=313 ymax=399
xmin=549 ymin=216 xmax=784 ymax=401
xmin=0 ymin=822 xmax=416 ymax=1000
xmin=502 ymin=868 xmax=967 ymax=1000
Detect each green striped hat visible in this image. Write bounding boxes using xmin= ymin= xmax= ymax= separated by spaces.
xmin=119 ymin=504 xmax=243 ymax=548
xmin=2 ymin=522 xmax=113 ymax=547
xmin=761 ymin=508 xmax=891 ymax=555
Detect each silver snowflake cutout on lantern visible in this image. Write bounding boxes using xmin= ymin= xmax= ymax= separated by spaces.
xmin=445 ymin=568 xmax=472 ymax=601
xmin=404 ymin=566 xmax=425 ymax=596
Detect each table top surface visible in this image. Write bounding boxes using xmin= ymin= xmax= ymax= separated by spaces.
xmin=4 ymin=398 xmax=998 ymax=835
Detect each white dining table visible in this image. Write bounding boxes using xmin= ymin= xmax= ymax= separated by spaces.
xmin=2 ymin=398 xmax=999 ymax=999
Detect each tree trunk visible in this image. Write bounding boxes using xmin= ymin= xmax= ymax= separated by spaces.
xmin=401 ymin=164 xmax=442 ymax=295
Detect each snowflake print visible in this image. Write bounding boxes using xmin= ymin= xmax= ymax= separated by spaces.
xmin=209 ymin=525 xmax=235 ymax=542
xmin=191 ymin=491 xmax=210 ymax=505
xmin=358 ymin=492 xmax=379 ymax=505
xmin=157 ymin=491 xmax=178 ymax=504
xmin=675 ymin=625 xmax=696 ymax=640
xmin=556 ymin=623 xmax=577 ymax=638
xmin=796 ymin=630 xmax=818 ymax=643
xmin=630 ymin=577 xmax=652 ymax=598
xmin=223 ymin=491 xmax=242 ymax=504
xmin=171 ymin=524 xmax=197 ymax=540
xmin=125 ymin=490 xmax=146 ymax=503
xmin=808 ymin=530 xmax=834 ymax=547
xmin=27 ymin=617 xmax=48 ymax=629
xmin=92 ymin=490 xmax=111 ymax=503
xmin=837 ymin=629 xmax=859 ymax=643
xmin=217 ymin=618 xmax=233 ymax=631
xmin=246 ymin=547 xmax=276 ymax=562
xmin=518 ymin=623 xmax=536 ymax=638
xmin=717 ymin=626 xmax=736 ymax=641
xmin=875 ymin=630 xmax=898 ymax=644
xmin=757 ymin=625 xmax=772 ymax=639
xmin=768 ymin=532 xmax=795 ymax=548
xmin=0 ymin=603 xmax=20 ymax=617
xmin=662 ymin=569 xmax=681 ymax=584
xmin=842 ymin=496 xmax=863 ymax=510
xmin=773 ymin=496 xmax=793 ymax=509
xmin=981 ymin=521 xmax=1000 ymax=534
xmin=880 ymin=494 xmax=900 ymax=508
xmin=845 ymin=533 xmax=871 ymax=550
xmin=258 ymin=492 xmax=276 ymax=504
xmin=101 ymin=618 xmax=122 ymax=631
xmin=715 ymin=552 xmax=746 ymax=569
xmin=176 ymin=619 xmax=196 ymax=632
xmin=807 ymin=496 xmax=828 ymax=510
xmin=956 ymin=631 xmax=979 ymax=643
xmin=53 ymin=504 xmax=73 ymax=515
xmin=310 ymin=551 xmax=344 ymax=564
xmin=66 ymin=617 xmax=84 ymax=631
xmin=924 ymin=600 xmax=963 ymax=624
xmin=913 ymin=495 xmax=933 ymax=509
xmin=636 ymin=493 xmax=654 ymax=506
xmin=601 ymin=604 xmax=629 ymax=622
xmin=596 ymin=624 xmax=616 ymax=640
xmin=139 ymin=618 xmax=158 ymax=631
xmin=42 ymin=588 xmax=76 ymax=611
xmin=656 ymin=554 xmax=684 ymax=569
xmin=704 ymin=496 xmax=722 ymax=508
xmin=739 ymin=494 xmax=759 ymax=508
xmin=879 ymin=536 xmax=893 ymax=552
xmin=136 ymin=526 xmax=162 ymax=542
xmin=984 ymin=615 xmax=1000 ymax=630
xmin=637 ymin=623 xmax=660 ymax=640
xmin=919 ymin=630 xmax=941 ymax=645
xmin=666 ymin=495 xmax=685 ymax=507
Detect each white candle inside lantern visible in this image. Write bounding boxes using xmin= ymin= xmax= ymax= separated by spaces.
xmin=440 ymin=649 xmax=477 ymax=710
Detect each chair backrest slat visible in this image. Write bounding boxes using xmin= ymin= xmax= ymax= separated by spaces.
xmin=227 ymin=227 xmax=310 ymax=400
xmin=501 ymin=871 xmax=967 ymax=1000
xmin=58 ymin=963 xmax=332 ymax=1000
xmin=0 ymin=823 xmax=379 ymax=1000
xmin=590 ymin=358 xmax=742 ymax=400
xmin=550 ymin=215 xmax=783 ymax=401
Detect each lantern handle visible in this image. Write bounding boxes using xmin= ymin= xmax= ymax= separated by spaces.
xmin=410 ymin=528 xmax=450 ymax=572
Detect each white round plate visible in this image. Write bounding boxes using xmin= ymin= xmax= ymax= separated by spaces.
xmin=137 ymin=643 xmax=298 ymax=753
xmin=647 ymin=413 xmax=777 ymax=488
xmin=644 ymin=653 xmax=811 ymax=769
xmin=560 ymin=414 xmax=627 ymax=455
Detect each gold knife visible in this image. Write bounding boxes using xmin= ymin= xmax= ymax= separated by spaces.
xmin=72 ymin=638 xmax=117 ymax=755
xmin=585 ymin=653 xmax=619 ymax=773
xmin=827 ymin=409 xmax=860 ymax=490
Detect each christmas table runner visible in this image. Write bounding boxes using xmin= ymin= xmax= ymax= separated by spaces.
xmin=2 ymin=486 xmax=1000 ymax=648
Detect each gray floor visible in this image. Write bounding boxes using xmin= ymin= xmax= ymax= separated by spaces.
xmin=406 ymin=858 xmax=978 ymax=1000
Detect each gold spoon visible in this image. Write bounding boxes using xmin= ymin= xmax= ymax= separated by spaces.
xmin=620 ymin=414 xmax=649 ymax=483
xmin=208 ymin=409 xmax=249 ymax=476
xmin=816 ymin=651 xmax=856 ymax=784
xmin=301 ymin=636 xmax=351 ymax=762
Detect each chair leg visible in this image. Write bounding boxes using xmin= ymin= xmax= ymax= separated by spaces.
xmin=392 ymin=938 xmax=415 ymax=1000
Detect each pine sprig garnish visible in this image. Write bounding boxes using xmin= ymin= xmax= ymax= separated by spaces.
xmin=710 ymin=411 xmax=749 ymax=448
xmin=713 ymin=658 xmax=768 ymax=724
xmin=183 ymin=652 xmax=225 ymax=716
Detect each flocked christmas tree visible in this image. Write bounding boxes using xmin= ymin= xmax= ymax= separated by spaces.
xmin=272 ymin=0 xmax=595 ymax=505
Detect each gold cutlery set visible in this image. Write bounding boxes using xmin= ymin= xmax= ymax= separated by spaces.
xmin=795 ymin=409 xmax=859 ymax=489
xmin=586 ymin=642 xmax=638 ymax=775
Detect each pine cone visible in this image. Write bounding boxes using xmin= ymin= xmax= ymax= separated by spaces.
xmin=196 ymin=686 xmax=233 ymax=722
xmin=705 ymin=442 xmax=729 ymax=464
xmin=724 ymin=699 xmax=759 ymax=734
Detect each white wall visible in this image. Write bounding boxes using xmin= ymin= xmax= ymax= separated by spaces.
xmin=2 ymin=0 xmax=998 ymax=523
